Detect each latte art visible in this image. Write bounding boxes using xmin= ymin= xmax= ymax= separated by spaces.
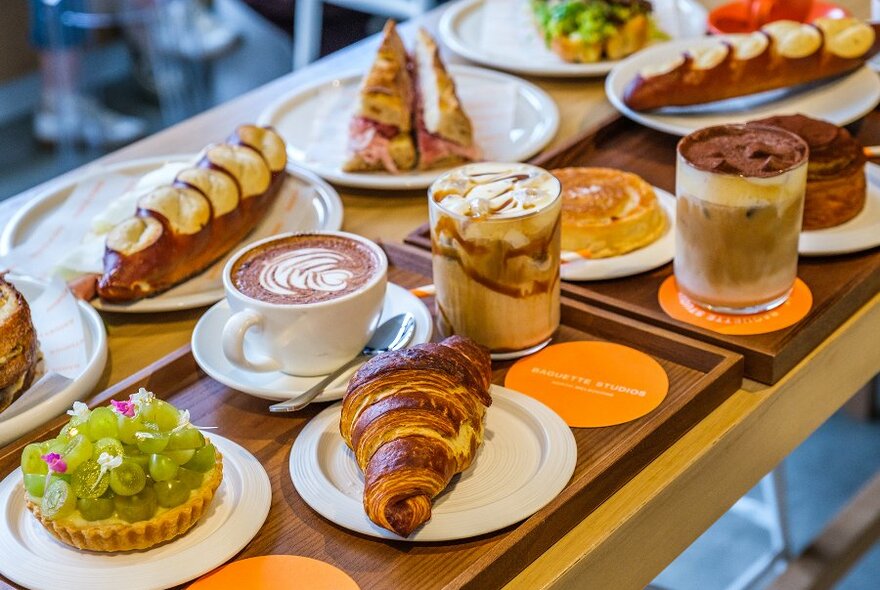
xmin=231 ymin=233 xmax=382 ymax=305
xmin=259 ymin=249 xmax=355 ymax=295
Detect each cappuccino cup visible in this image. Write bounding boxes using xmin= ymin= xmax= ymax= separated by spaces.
xmin=221 ymin=231 xmax=387 ymax=376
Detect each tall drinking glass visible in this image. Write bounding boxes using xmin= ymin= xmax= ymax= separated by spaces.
xmin=675 ymin=124 xmax=809 ymax=314
xmin=428 ymin=162 xmax=562 ymax=356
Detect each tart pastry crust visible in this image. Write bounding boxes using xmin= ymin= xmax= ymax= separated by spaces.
xmin=553 ymin=167 xmax=667 ymax=258
xmin=25 ymin=451 xmax=223 ymax=552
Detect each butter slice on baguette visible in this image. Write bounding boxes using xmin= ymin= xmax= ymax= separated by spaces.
xmin=624 ymin=18 xmax=880 ymax=111
xmin=413 ymin=29 xmax=480 ymax=170
xmin=97 ymin=125 xmax=287 ymax=303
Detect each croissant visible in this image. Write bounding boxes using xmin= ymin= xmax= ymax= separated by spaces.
xmin=340 ymin=335 xmax=492 ymax=537
xmin=624 ymin=18 xmax=880 ymax=111
xmin=97 ymin=125 xmax=287 ymax=302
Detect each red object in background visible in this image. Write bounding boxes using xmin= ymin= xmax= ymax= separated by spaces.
xmin=708 ymin=0 xmax=850 ymax=34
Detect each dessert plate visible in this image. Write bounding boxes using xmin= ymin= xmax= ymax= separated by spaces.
xmin=290 ymin=384 xmax=576 ymax=541
xmin=0 ymin=157 xmax=344 ymax=313
xmin=257 ymin=65 xmax=559 ymax=190
xmin=605 ymin=38 xmax=880 ymax=137
xmin=0 ymin=276 xmax=106 ymax=448
xmin=561 ymin=187 xmax=675 ymax=281
xmin=440 ymin=0 xmax=708 ymax=78
xmin=191 ymin=283 xmax=433 ymax=403
xmin=799 ymin=163 xmax=880 ymax=256
xmin=0 ymin=434 xmax=271 ymax=590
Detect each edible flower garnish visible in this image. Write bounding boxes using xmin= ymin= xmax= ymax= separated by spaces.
xmin=97 ymin=452 xmax=123 ymax=479
xmin=130 ymin=387 xmax=155 ymax=412
xmin=173 ymin=410 xmax=191 ymax=432
xmin=66 ymin=401 xmax=90 ymax=421
xmin=110 ymin=399 xmax=136 ymax=417
xmin=41 ymin=452 xmax=67 ymax=474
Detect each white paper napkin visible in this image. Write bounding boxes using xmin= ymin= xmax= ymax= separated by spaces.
xmin=0 ymin=173 xmax=138 ymax=279
xmin=30 ymin=277 xmax=89 ymax=379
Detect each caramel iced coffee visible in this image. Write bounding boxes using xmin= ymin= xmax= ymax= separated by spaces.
xmin=429 ymin=163 xmax=562 ymax=354
xmin=675 ymin=125 xmax=809 ymax=314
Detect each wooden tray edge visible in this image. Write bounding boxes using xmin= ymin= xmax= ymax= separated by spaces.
xmin=380 ymin=241 xmax=745 ymax=590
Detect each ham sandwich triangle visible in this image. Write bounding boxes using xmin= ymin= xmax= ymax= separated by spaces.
xmin=343 ymin=21 xmax=480 ymax=174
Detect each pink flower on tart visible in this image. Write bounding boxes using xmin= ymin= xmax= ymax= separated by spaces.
xmin=110 ymin=399 xmax=135 ymax=417
xmin=41 ymin=452 xmax=67 ymax=474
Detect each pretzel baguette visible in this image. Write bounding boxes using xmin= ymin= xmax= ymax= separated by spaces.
xmin=624 ymin=18 xmax=880 ymax=111
xmin=97 ymin=125 xmax=287 ymax=303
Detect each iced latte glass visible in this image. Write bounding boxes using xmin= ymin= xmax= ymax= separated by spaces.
xmin=675 ymin=124 xmax=809 ymax=314
xmin=429 ymin=163 xmax=562 ymax=355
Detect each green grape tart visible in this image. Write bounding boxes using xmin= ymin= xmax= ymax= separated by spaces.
xmin=21 ymin=388 xmax=223 ymax=552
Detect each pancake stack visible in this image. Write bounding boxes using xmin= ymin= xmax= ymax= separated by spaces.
xmin=553 ymin=167 xmax=667 ymax=258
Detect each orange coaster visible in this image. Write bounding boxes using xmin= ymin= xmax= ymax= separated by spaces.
xmin=657 ymin=277 xmax=812 ymax=335
xmin=504 ymin=341 xmax=669 ymax=427
xmin=189 ymin=556 xmax=360 ymax=590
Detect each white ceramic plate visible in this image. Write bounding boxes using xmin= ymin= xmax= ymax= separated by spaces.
xmin=439 ymin=0 xmax=708 ymax=78
xmin=191 ymin=283 xmax=433 ymax=403
xmin=0 ymin=434 xmax=271 ymax=590
xmin=0 ymin=157 xmax=344 ymax=313
xmin=561 ymin=187 xmax=675 ymax=281
xmin=257 ymin=65 xmax=559 ymax=189
xmin=799 ymin=163 xmax=880 ymax=256
xmin=0 ymin=276 xmax=107 ymax=448
xmin=290 ymin=384 xmax=576 ymax=541
xmin=605 ymin=37 xmax=880 ymax=136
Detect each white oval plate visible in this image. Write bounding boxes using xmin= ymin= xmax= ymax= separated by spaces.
xmin=439 ymin=0 xmax=708 ymax=78
xmin=0 ymin=276 xmax=107 ymax=448
xmin=605 ymin=37 xmax=880 ymax=136
xmin=0 ymin=157 xmax=344 ymax=313
xmin=258 ymin=65 xmax=559 ymax=190
xmin=561 ymin=187 xmax=675 ymax=281
xmin=191 ymin=283 xmax=433 ymax=403
xmin=799 ymin=163 xmax=880 ymax=256
xmin=0 ymin=434 xmax=271 ymax=590
xmin=290 ymin=384 xmax=576 ymax=541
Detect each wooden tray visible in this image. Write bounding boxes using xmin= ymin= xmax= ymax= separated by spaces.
xmin=0 ymin=243 xmax=742 ymax=590
xmin=405 ymin=113 xmax=880 ymax=384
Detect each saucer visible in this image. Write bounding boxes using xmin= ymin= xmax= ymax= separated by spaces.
xmin=191 ymin=283 xmax=433 ymax=403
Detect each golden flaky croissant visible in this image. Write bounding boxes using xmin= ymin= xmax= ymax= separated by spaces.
xmin=340 ymin=336 xmax=492 ymax=537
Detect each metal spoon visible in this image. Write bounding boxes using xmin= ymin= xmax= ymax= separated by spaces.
xmin=268 ymin=312 xmax=416 ymax=413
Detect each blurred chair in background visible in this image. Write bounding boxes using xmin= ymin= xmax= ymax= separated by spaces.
xmin=29 ymin=0 xmax=239 ymax=152
xmin=291 ymin=0 xmax=436 ymax=68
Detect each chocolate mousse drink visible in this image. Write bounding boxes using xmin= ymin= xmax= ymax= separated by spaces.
xmin=675 ymin=125 xmax=808 ymax=314
xmin=429 ymin=163 xmax=562 ymax=355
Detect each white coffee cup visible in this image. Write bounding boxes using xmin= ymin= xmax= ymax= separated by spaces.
xmin=221 ymin=231 xmax=388 ymax=376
